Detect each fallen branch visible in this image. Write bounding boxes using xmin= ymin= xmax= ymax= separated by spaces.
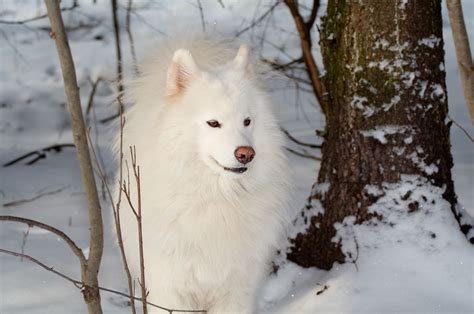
xmin=3 ymin=144 xmax=75 ymax=167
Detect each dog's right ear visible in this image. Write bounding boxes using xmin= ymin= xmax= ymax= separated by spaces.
xmin=166 ymin=49 xmax=200 ymax=97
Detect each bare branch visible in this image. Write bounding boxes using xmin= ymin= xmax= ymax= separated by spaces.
xmin=126 ymin=0 xmax=139 ymax=76
xmin=111 ymin=0 xmax=125 ymax=116
xmin=3 ymin=186 xmax=69 ymax=207
xmin=261 ymin=56 xmax=303 ymax=71
xmin=306 ymin=0 xmax=320 ymax=28
xmin=196 ymin=0 xmax=206 ymax=32
xmin=216 ymin=0 xmax=225 ymax=8
xmin=283 ymin=0 xmax=328 ymax=115
xmin=235 ymin=1 xmax=280 ymax=37
xmin=86 ymin=77 xmax=103 ymax=118
xmin=0 ymin=249 xmax=207 ymax=313
xmin=86 ymin=117 xmax=137 ymax=314
xmin=448 ymin=115 xmax=474 ymax=143
xmin=0 ymin=216 xmax=86 ymax=266
xmin=284 ymin=147 xmax=321 ymax=161
xmin=0 ymin=3 xmax=78 ymax=25
xmin=280 ymin=127 xmax=322 ymax=149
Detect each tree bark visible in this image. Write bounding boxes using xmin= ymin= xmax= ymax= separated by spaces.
xmin=288 ymin=0 xmax=471 ymax=270
xmin=45 ymin=1 xmax=104 ymax=312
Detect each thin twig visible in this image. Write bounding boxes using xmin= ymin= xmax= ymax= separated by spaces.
xmin=448 ymin=115 xmax=474 ymax=143
xmin=280 ymin=127 xmax=321 ymax=149
xmin=20 ymin=226 xmax=31 ymax=261
xmin=86 ymin=116 xmax=137 ymax=314
xmin=3 ymin=186 xmax=69 ymax=207
xmin=86 ymin=77 xmax=103 ymax=118
xmin=235 ymin=1 xmax=280 ymax=37
xmin=121 ymin=146 xmax=148 ymax=313
xmin=284 ymin=147 xmax=321 ymax=161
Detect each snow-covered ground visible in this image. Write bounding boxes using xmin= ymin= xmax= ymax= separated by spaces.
xmin=0 ymin=0 xmax=472 ymax=313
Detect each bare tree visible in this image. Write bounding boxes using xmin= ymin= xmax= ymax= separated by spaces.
xmin=45 ymin=0 xmax=104 ymax=312
xmin=446 ymin=0 xmax=474 ymax=123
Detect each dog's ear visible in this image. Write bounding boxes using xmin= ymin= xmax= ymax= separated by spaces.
xmin=233 ymin=44 xmax=253 ymax=76
xmin=166 ymin=49 xmax=200 ymax=97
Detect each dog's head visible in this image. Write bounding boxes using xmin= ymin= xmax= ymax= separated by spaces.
xmin=165 ymin=45 xmax=272 ymax=179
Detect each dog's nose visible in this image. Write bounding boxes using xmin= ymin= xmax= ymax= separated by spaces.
xmin=234 ymin=146 xmax=255 ymax=165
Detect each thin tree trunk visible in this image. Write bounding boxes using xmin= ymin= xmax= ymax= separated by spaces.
xmin=45 ymin=1 xmax=104 ymax=312
xmin=288 ymin=0 xmax=469 ymax=270
xmin=446 ymin=0 xmax=474 ymax=123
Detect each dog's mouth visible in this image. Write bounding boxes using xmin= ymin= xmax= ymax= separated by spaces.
xmin=223 ymin=166 xmax=247 ymax=174
xmin=211 ymin=157 xmax=247 ymax=174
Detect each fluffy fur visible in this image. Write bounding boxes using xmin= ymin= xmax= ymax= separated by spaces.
xmin=114 ymin=37 xmax=292 ymax=313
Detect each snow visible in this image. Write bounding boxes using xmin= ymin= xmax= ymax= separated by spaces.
xmin=1 ymin=0 xmax=473 ymax=313
xmin=360 ymin=125 xmax=409 ymax=144
xmin=418 ymin=35 xmax=442 ymax=48
xmin=263 ymin=176 xmax=474 ymax=313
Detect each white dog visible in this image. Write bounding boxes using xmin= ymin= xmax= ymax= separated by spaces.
xmin=115 ymin=38 xmax=291 ymax=313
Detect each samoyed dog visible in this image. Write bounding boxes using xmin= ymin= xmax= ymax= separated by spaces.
xmin=115 ymin=38 xmax=292 ymax=313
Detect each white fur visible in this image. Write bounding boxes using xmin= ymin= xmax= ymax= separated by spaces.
xmin=114 ymin=37 xmax=292 ymax=313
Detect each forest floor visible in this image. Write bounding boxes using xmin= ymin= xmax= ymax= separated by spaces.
xmin=0 ymin=0 xmax=473 ymax=313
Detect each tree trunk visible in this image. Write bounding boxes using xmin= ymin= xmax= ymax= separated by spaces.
xmin=288 ymin=0 xmax=472 ymax=270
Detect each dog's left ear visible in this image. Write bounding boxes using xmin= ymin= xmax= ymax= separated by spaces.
xmin=233 ymin=44 xmax=253 ymax=76
xmin=166 ymin=49 xmax=201 ymax=97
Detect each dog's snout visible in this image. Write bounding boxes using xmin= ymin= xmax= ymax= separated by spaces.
xmin=234 ymin=146 xmax=255 ymax=164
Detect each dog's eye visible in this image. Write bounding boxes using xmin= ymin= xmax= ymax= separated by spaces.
xmin=207 ymin=120 xmax=221 ymax=128
xmin=243 ymin=118 xmax=251 ymax=127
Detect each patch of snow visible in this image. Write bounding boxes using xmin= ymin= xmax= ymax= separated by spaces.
xmin=382 ymin=95 xmax=401 ymax=111
xmin=360 ymin=125 xmax=408 ymax=144
xmin=418 ymin=35 xmax=441 ymax=48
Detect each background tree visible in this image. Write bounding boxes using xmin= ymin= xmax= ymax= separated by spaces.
xmin=287 ymin=0 xmax=473 ymax=270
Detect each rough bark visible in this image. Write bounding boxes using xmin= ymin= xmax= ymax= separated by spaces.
xmin=45 ymin=1 xmax=104 ymax=312
xmin=446 ymin=0 xmax=474 ymax=123
xmin=288 ymin=0 xmax=469 ymax=270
